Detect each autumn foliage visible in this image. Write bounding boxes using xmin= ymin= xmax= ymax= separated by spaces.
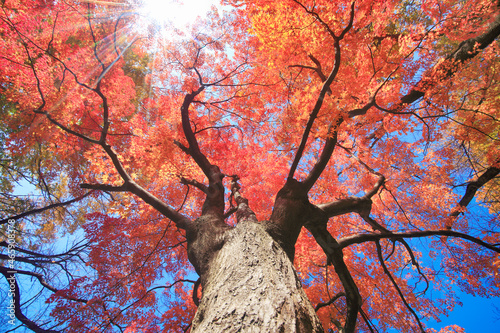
xmin=0 ymin=0 xmax=500 ymax=332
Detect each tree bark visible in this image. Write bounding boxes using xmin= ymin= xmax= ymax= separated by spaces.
xmin=190 ymin=220 xmax=324 ymax=333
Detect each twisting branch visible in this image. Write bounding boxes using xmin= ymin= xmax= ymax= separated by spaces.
xmin=398 ymin=239 xmax=430 ymax=295
xmin=179 ymin=86 xmax=227 ymax=217
xmin=375 ymin=241 xmax=425 ymax=333
xmin=230 ymin=176 xmax=257 ymax=223
xmin=0 ymin=267 xmax=59 ymax=333
xmin=180 ymin=87 xmax=212 ymax=176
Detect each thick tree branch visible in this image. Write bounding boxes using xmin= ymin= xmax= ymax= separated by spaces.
xmin=0 ymin=266 xmax=59 ymax=333
xmin=100 ymin=144 xmax=132 ymax=183
xmin=305 ymin=221 xmax=362 ymax=333
xmin=316 ymin=171 xmax=385 ymax=220
xmin=303 ymin=119 xmax=343 ymax=192
xmin=305 ymin=206 xmax=361 ymax=333
xmin=317 ymin=197 xmax=372 ymax=218
xmin=83 ymin=143 xmax=194 ymax=230
xmin=80 ymin=183 xmax=128 ymax=192
xmin=174 ymin=140 xmax=191 ymax=155
xmin=180 ymin=88 xmax=213 ymax=177
xmin=180 ymin=87 xmax=227 ymax=217
xmin=80 ymin=180 xmax=193 ymax=230
xmin=338 ymin=229 xmax=500 ymax=253
xmin=450 ymin=162 xmax=500 ymax=218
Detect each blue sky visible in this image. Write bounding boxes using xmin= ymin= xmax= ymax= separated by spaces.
xmin=429 ymin=293 xmax=499 ymax=332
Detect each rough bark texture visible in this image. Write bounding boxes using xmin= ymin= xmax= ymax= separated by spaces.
xmin=190 ymin=220 xmax=324 ymax=333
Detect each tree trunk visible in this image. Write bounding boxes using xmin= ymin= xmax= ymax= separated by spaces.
xmin=190 ymin=220 xmax=324 ymax=333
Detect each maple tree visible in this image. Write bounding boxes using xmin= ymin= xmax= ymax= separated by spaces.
xmin=1 ymin=0 xmax=500 ymax=332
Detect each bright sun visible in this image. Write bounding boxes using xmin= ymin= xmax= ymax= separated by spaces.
xmin=138 ymin=0 xmax=219 ymax=28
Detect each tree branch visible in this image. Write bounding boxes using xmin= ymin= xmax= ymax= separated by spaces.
xmin=303 ymin=119 xmax=343 ymax=192
xmin=0 ymin=266 xmax=59 ymax=333
xmin=0 ymin=240 xmax=87 ymax=262
xmin=127 ymin=181 xmax=194 ymax=231
xmin=80 ymin=183 xmax=128 ymax=192
xmin=450 ymin=161 xmax=500 ymax=218
xmin=180 ymin=88 xmax=213 ymax=178
xmin=230 ymin=175 xmax=258 ymax=223
xmin=289 ymin=54 xmax=332 ymax=95
xmin=338 ymin=230 xmax=500 ymax=253
xmin=288 ymin=39 xmax=342 ymax=181
xmin=1 ymin=265 xmax=87 ymax=303
xmin=179 ymin=88 xmax=227 ymax=217
xmin=317 ymin=197 xmax=372 ymax=218
xmin=315 ymin=292 xmax=346 ymax=311
xmin=305 ymin=207 xmax=361 ymax=333
xmin=375 ymin=241 xmax=425 ymax=332
xmin=349 ymin=13 xmax=500 ymax=117
xmin=180 ymin=177 xmax=209 ymax=194
xmin=316 ymin=171 xmax=385 ymax=220
xmin=0 ymin=191 xmax=93 ymax=225
xmin=287 ymin=2 xmax=355 ymax=182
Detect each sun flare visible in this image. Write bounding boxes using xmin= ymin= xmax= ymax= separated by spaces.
xmin=138 ymin=0 xmax=218 ymax=28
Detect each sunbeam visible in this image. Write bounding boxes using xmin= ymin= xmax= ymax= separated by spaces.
xmin=137 ymin=0 xmax=219 ymax=28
